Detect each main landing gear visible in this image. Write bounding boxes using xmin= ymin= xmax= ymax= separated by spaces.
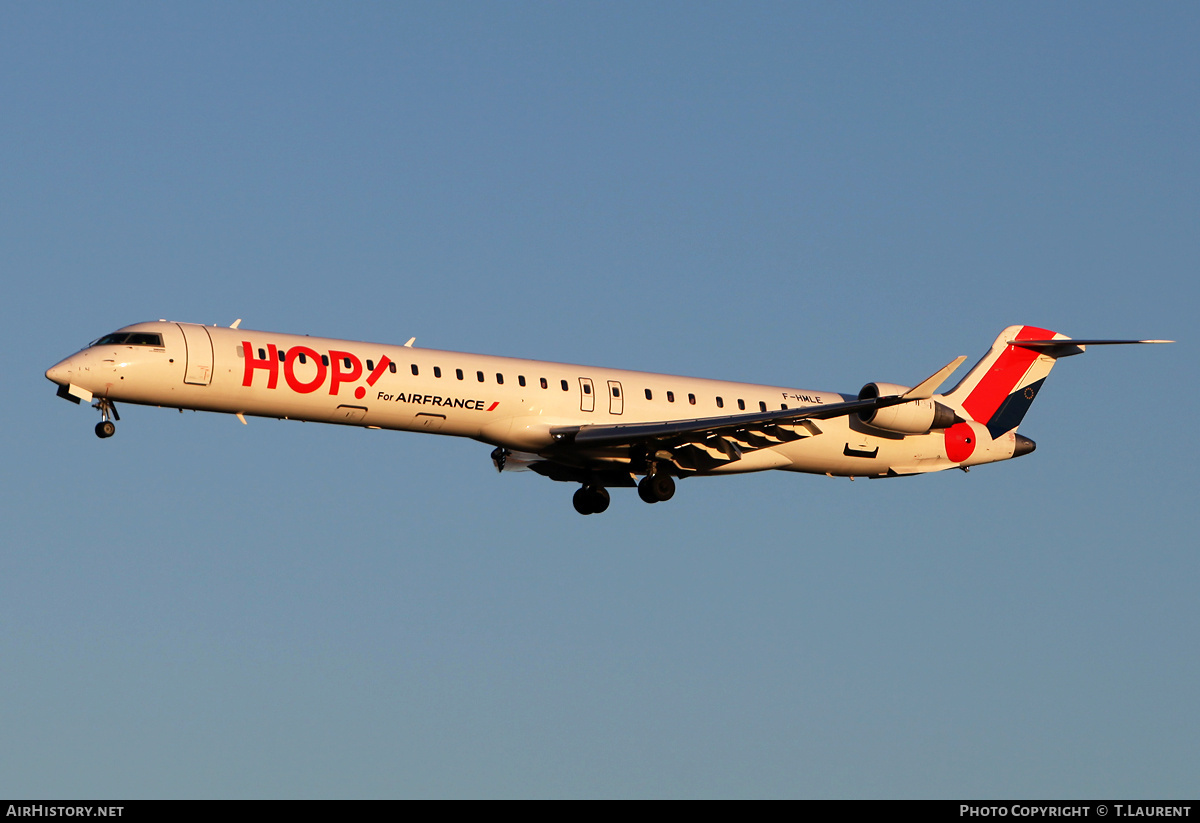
xmin=571 ymin=471 xmax=676 ymax=515
xmin=573 ymin=485 xmax=610 ymax=515
xmin=637 ymin=472 xmax=675 ymax=504
xmin=93 ymin=398 xmax=119 ymax=439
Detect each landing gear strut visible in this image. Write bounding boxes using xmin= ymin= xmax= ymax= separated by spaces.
xmin=93 ymin=398 xmax=119 ymax=439
xmin=637 ymin=472 xmax=675 ymax=504
xmin=573 ymin=485 xmax=610 ymax=515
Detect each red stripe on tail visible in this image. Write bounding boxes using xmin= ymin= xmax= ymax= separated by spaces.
xmin=961 ymin=326 xmax=1052 ymax=424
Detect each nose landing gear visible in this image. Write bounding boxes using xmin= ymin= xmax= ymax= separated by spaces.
xmin=92 ymin=398 xmax=119 ymax=439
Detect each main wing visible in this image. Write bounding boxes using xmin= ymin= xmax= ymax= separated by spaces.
xmin=544 ymin=357 xmax=966 ymax=473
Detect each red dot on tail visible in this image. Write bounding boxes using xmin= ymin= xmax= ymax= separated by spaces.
xmin=354 ymin=386 xmax=365 ymax=400
xmin=944 ymin=422 xmax=977 ymax=464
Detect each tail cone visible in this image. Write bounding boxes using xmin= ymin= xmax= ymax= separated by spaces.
xmin=1014 ymin=434 xmax=1037 ymax=458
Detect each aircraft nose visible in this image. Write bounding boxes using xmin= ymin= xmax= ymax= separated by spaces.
xmin=46 ymin=354 xmax=79 ymax=386
xmin=46 ymin=360 xmax=69 ymax=385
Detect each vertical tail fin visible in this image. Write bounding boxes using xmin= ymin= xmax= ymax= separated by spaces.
xmin=942 ymin=325 xmax=1067 ymax=438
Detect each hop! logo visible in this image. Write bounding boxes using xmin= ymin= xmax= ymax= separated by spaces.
xmin=240 ymin=342 xmax=389 ymax=400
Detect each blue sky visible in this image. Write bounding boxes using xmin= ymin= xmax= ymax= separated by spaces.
xmin=2 ymin=3 xmax=1196 ymax=798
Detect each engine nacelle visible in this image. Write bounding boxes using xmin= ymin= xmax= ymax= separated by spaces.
xmin=857 ymin=382 xmax=959 ymax=434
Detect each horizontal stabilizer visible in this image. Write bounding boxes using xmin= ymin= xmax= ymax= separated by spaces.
xmin=1016 ymin=339 xmax=1173 ymax=346
xmin=1012 ymin=338 xmax=1174 ymax=358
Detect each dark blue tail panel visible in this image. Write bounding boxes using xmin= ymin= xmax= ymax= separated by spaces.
xmin=985 ymin=378 xmax=1046 ymax=438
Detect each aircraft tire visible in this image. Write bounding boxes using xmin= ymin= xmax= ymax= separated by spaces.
xmin=95 ymin=421 xmax=116 ymax=439
xmin=637 ymin=476 xmax=658 ymax=504
xmin=573 ymin=485 xmax=609 ymax=515
xmin=573 ymin=487 xmax=594 ymax=515
xmin=639 ymin=473 xmax=674 ymax=503
xmin=590 ymin=486 xmax=610 ymax=514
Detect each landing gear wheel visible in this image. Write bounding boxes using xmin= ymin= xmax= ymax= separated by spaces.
xmin=637 ymin=473 xmax=675 ymax=504
xmin=572 ymin=485 xmax=610 ymax=515
xmin=590 ymin=486 xmax=610 ymax=514
xmin=92 ymin=398 xmax=119 ymax=438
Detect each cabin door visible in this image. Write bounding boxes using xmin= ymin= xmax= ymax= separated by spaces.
xmin=176 ymin=323 xmax=214 ymax=386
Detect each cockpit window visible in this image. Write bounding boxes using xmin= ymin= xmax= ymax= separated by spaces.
xmin=92 ymin=332 xmax=164 ymax=347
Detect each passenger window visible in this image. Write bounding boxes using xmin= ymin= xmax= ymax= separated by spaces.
xmin=366 ymin=360 xmax=374 ymax=371
xmin=645 ymin=389 xmax=652 ymax=400
xmin=496 ymin=373 xmax=504 ymax=384
xmin=389 ymin=362 xmax=397 ymax=374
xmin=612 ymin=386 xmax=620 ymax=397
xmin=583 ymin=383 xmax=591 ymax=394
xmin=560 ymin=380 xmax=569 ymax=391
xmin=456 ymin=369 xmax=464 ymax=380
xmin=518 ymin=376 xmax=526 ymax=387
xmin=321 ymin=355 xmax=329 ymax=367
xmin=258 ymin=348 xmax=266 ymax=360
xmin=298 ymin=353 xmax=307 ymax=364
xmin=781 ymin=404 xmax=788 ymax=410
xmin=477 ymin=371 xmax=485 ymax=382
xmin=434 ymin=366 xmax=442 ymax=378
xmin=688 ymin=393 xmax=696 ymax=405
xmin=667 ymin=391 xmax=675 ymax=403
xmin=540 ymin=377 xmax=548 ymax=389
xmin=411 ymin=364 xmax=419 ymax=376
xmin=716 ymin=397 xmax=723 ymax=408
xmin=738 ymin=399 xmax=745 ymax=410
xmin=278 ymin=350 xmax=285 ymax=362
xmin=759 ymin=401 xmax=766 ymax=412
xmin=343 ymin=357 xmax=352 ymax=368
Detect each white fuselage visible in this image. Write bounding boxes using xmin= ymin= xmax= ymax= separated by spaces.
xmin=46 ymin=320 xmax=1021 ymax=479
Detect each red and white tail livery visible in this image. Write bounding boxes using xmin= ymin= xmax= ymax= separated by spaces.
xmin=45 ymin=321 xmax=1171 ymax=514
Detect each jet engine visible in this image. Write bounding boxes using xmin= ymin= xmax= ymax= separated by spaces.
xmin=857 ymin=382 xmax=960 ymax=434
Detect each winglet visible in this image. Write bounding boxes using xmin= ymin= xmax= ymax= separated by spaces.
xmin=230 ymin=319 xmax=242 ymax=329
xmin=404 ymin=337 xmax=416 ymax=348
xmin=903 ymin=356 xmax=967 ymax=399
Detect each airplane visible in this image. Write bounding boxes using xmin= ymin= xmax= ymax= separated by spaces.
xmin=45 ymin=321 xmax=1170 ymax=514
